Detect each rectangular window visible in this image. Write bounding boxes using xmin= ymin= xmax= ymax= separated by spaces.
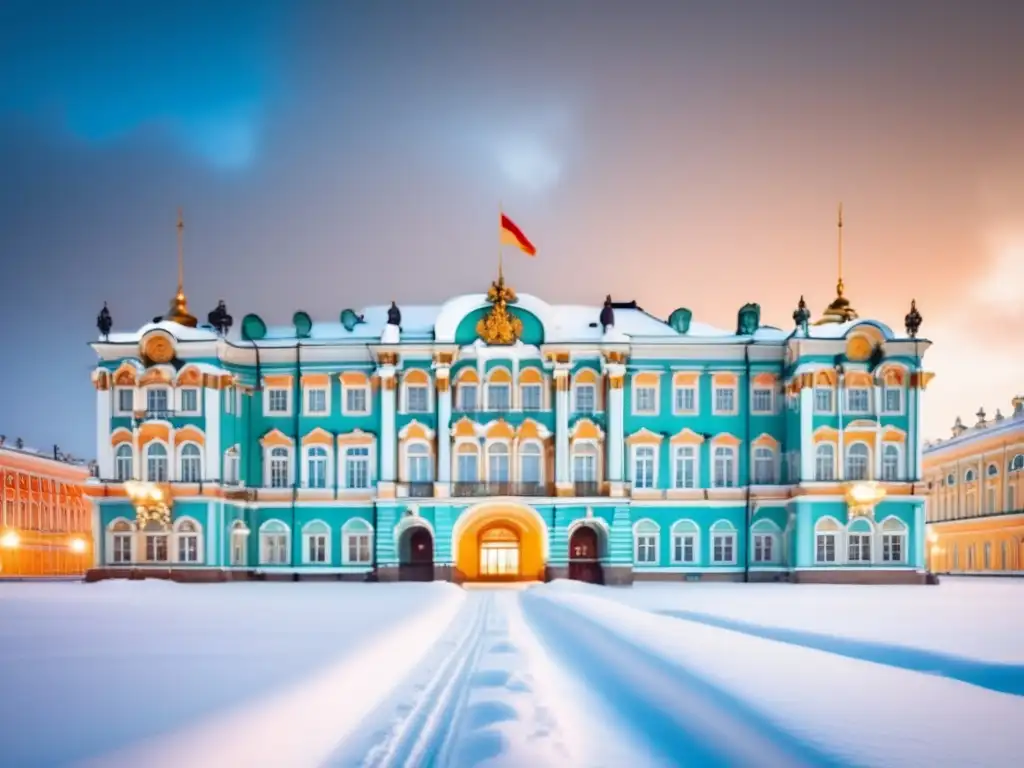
xmin=486 ymin=384 xmax=510 ymax=411
xmin=846 ymin=388 xmax=870 ymax=413
xmin=848 ymin=533 xmax=871 ymax=562
xmin=574 ymin=385 xmax=595 ymax=413
xmin=306 ymin=388 xmax=327 ymax=414
xmin=146 ymin=534 xmax=168 ymax=562
xmin=345 ymin=448 xmax=370 ymax=489
xmin=147 ymin=388 xmax=169 ymax=414
xmin=633 ymin=448 xmax=656 ymax=489
xmin=267 ymin=389 xmax=289 ymax=414
xmin=457 ymin=454 xmax=478 ymax=482
xmin=117 ymin=389 xmax=134 ymax=413
xmin=178 ymin=535 xmax=199 ymax=563
xmin=673 ymin=448 xmax=696 ymax=489
xmin=713 ymin=534 xmax=735 ymax=563
xmin=520 ymin=384 xmax=542 ymax=411
xmin=673 ymin=535 xmax=695 ymax=563
xmin=345 ymin=387 xmax=368 ymax=414
xmin=815 ymin=534 xmax=836 ymax=563
xmin=634 ymin=386 xmax=657 ymax=413
xmin=882 ymin=534 xmax=903 ymax=563
xmin=751 ymin=388 xmax=773 ymax=413
xmin=112 ymin=535 xmax=132 ymax=563
xmin=753 ymin=534 xmax=773 ymax=563
xmin=714 ymin=388 xmax=735 ymax=413
xmin=673 ymin=387 xmax=696 ymax=413
xmin=883 ymin=388 xmax=902 ymax=413
xmin=180 ymin=388 xmax=199 ymax=413
xmin=459 ymin=384 xmax=478 ymax=411
xmin=814 ymin=388 xmax=833 ymax=413
xmin=635 ymin=536 xmax=657 ymax=564
xmin=307 ymin=535 xmax=328 ymax=564
xmin=347 ymin=534 xmax=372 ymax=564
xmin=406 ymin=385 xmax=429 ymax=413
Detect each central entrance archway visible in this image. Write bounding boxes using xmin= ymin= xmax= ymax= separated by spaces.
xmin=568 ymin=524 xmax=604 ymax=584
xmin=399 ymin=526 xmax=434 ymax=582
xmin=453 ymin=502 xmax=547 ymax=582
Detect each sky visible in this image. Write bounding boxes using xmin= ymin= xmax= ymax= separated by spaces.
xmin=0 ymin=0 xmax=1022 ymax=458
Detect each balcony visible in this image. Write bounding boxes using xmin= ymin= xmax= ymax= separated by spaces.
xmin=405 ymin=482 xmax=435 ymax=498
xmin=134 ymin=409 xmax=180 ymax=422
xmin=452 ymin=404 xmax=547 ymax=417
xmin=573 ymin=481 xmax=601 ymax=497
xmin=452 ymin=482 xmax=551 ymax=498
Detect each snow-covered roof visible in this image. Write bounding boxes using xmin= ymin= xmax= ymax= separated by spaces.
xmin=924 ymin=410 xmax=1024 ymax=456
xmin=104 ymin=321 xmax=219 ymax=343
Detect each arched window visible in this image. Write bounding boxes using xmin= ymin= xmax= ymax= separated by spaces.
xmin=670 ymin=520 xmax=699 ymax=564
xmin=571 ymin=443 xmax=598 ymax=484
xmin=224 ymin=448 xmax=240 ymax=485
xmin=815 ymin=443 xmax=835 ymax=481
xmin=710 ymin=520 xmax=737 ymax=564
xmin=487 ymin=443 xmax=510 ymax=484
xmin=847 ymin=518 xmax=873 ymax=563
xmin=302 ymin=520 xmax=331 ymax=564
xmin=342 ymin=518 xmax=373 ymax=565
xmin=633 ymin=519 xmax=659 ymax=564
xmin=987 ymin=463 xmax=999 ymax=477
xmin=519 ymin=442 xmax=543 ymax=486
xmin=259 ymin=520 xmax=290 ymax=565
xmin=845 ymin=443 xmax=870 ymax=481
xmin=881 ymin=517 xmax=907 ymax=563
xmin=751 ymin=519 xmax=780 ymax=564
xmin=946 ymin=473 xmax=956 ymax=486
xmin=115 ymin=444 xmax=133 ymax=482
xmin=146 ymin=443 xmax=168 ymax=482
xmin=307 ymin=446 xmax=329 ymax=488
xmin=174 ymin=517 xmax=201 ymax=563
xmin=712 ymin=446 xmax=736 ymax=488
xmin=815 ymin=517 xmax=841 ymax=563
xmin=752 ymin=447 xmax=775 ymax=485
xmin=229 ymin=520 xmax=249 ymax=566
xmin=672 ymin=445 xmax=697 ymax=489
xmin=881 ymin=445 xmax=900 ymax=481
xmin=269 ymin=447 xmax=290 ymax=488
xmin=107 ymin=518 xmax=134 ymax=564
xmin=1011 ymin=454 xmax=1024 ymax=472
xmin=344 ymin=446 xmax=370 ymax=489
xmin=406 ymin=443 xmax=433 ymax=484
xmin=179 ymin=444 xmax=202 ymax=483
xmin=964 ymin=468 xmax=976 ymax=483
xmin=983 ymin=542 xmax=992 ymax=570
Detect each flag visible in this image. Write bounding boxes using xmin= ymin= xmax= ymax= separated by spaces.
xmin=499 ymin=213 xmax=537 ymax=256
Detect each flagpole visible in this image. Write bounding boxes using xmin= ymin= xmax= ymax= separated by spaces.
xmin=498 ymin=201 xmax=504 ymax=281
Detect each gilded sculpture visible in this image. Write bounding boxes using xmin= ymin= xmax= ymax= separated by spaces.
xmin=477 ymin=272 xmax=523 ymax=345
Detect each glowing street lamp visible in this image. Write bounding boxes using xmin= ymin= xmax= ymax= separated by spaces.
xmin=1 ymin=530 xmax=20 ymax=549
xmin=69 ymin=537 xmax=87 ymax=554
xmin=123 ymin=480 xmax=171 ymax=528
xmin=845 ymin=481 xmax=887 ymax=518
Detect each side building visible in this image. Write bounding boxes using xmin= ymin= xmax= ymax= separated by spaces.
xmin=0 ymin=438 xmax=94 ymax=577
xmin=923 ymin=400 xmax=1024 ymax=574
xmin=85 ymin=258 xmax=934 ymax=584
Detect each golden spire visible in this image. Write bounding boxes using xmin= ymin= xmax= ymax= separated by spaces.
xmin=164 ymin=207 xmax=197 ymax=327
xmin=814 ymin=201 xmax=859 ymax=325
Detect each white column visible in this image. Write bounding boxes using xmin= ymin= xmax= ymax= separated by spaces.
xmin=436 ymin=372 xmax=452 ymax=491
xmin=96 ymin=388 xmax=112 ymax=479
xmin=799 ymin=383 xmax=814 ymax=481
xmin=607 ymin=366 xmax=625 ymax=487
xmin=204 ymin=387 xmax=221 ymax=481
xmin=836 ymin=373 xmax=845 ymax=481
xmin=555 ymin=368 xmax=570 ymax=491
xmin=912 ymin=378 xmax=924 ymax=481
xmin=873 ymin=381 xmax=883 ymax=480
xmin=379 ymin=367 xmax=397 ymax=486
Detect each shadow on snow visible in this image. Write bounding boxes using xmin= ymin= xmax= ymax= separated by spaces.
xmin=657 ymin=609 xmax=1024 ymax=698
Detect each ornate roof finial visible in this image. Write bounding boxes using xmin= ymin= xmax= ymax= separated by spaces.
xmin=164 ymin=208 xmax=198 ymax=327
xmin=905 ymin=299 xmax=922 ymax=338
xmin=477 ymin=271 xmax=522 ymax=345
xmin=952 ymin=416 xmax=966 ymax=436
xmin=387 ymin=300 xmax=402 ymax=327
xmin=994 ymin=408 xmax=1005 ymax=422
xmin=96 ymin=301 xmax=112 ymax=340
xmin=793 ymin=295 xmax=811 ymax=334
xmin=814 ymin=202 xmax=859 ymax=325
xmin=976 ymin=407 xmax=987 ymax=427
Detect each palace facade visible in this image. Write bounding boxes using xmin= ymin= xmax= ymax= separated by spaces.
xmin=1 ymin=439 xmax=93 ymax=577
xmin=923 ymin=400 xmax=1024 ymax=574
xmin=86 ymin=243 xmax=934 ymax=584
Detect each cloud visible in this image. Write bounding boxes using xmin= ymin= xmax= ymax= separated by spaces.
xmin=970 ymin=227 xmax=1024 ymax=317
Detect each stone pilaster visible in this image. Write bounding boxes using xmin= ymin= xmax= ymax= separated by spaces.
xmin=554 ymin=367 xmax=571 ymax=493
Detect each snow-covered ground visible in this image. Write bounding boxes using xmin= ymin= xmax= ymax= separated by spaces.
xmin=0 ymin=578 xmax=1021 ymax=767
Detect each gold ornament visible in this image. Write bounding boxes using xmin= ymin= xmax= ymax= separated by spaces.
xmin=143 ymin=334 xmax=175 ymax=364
xmin=477 ymin=273 xmax=523 ymax=345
